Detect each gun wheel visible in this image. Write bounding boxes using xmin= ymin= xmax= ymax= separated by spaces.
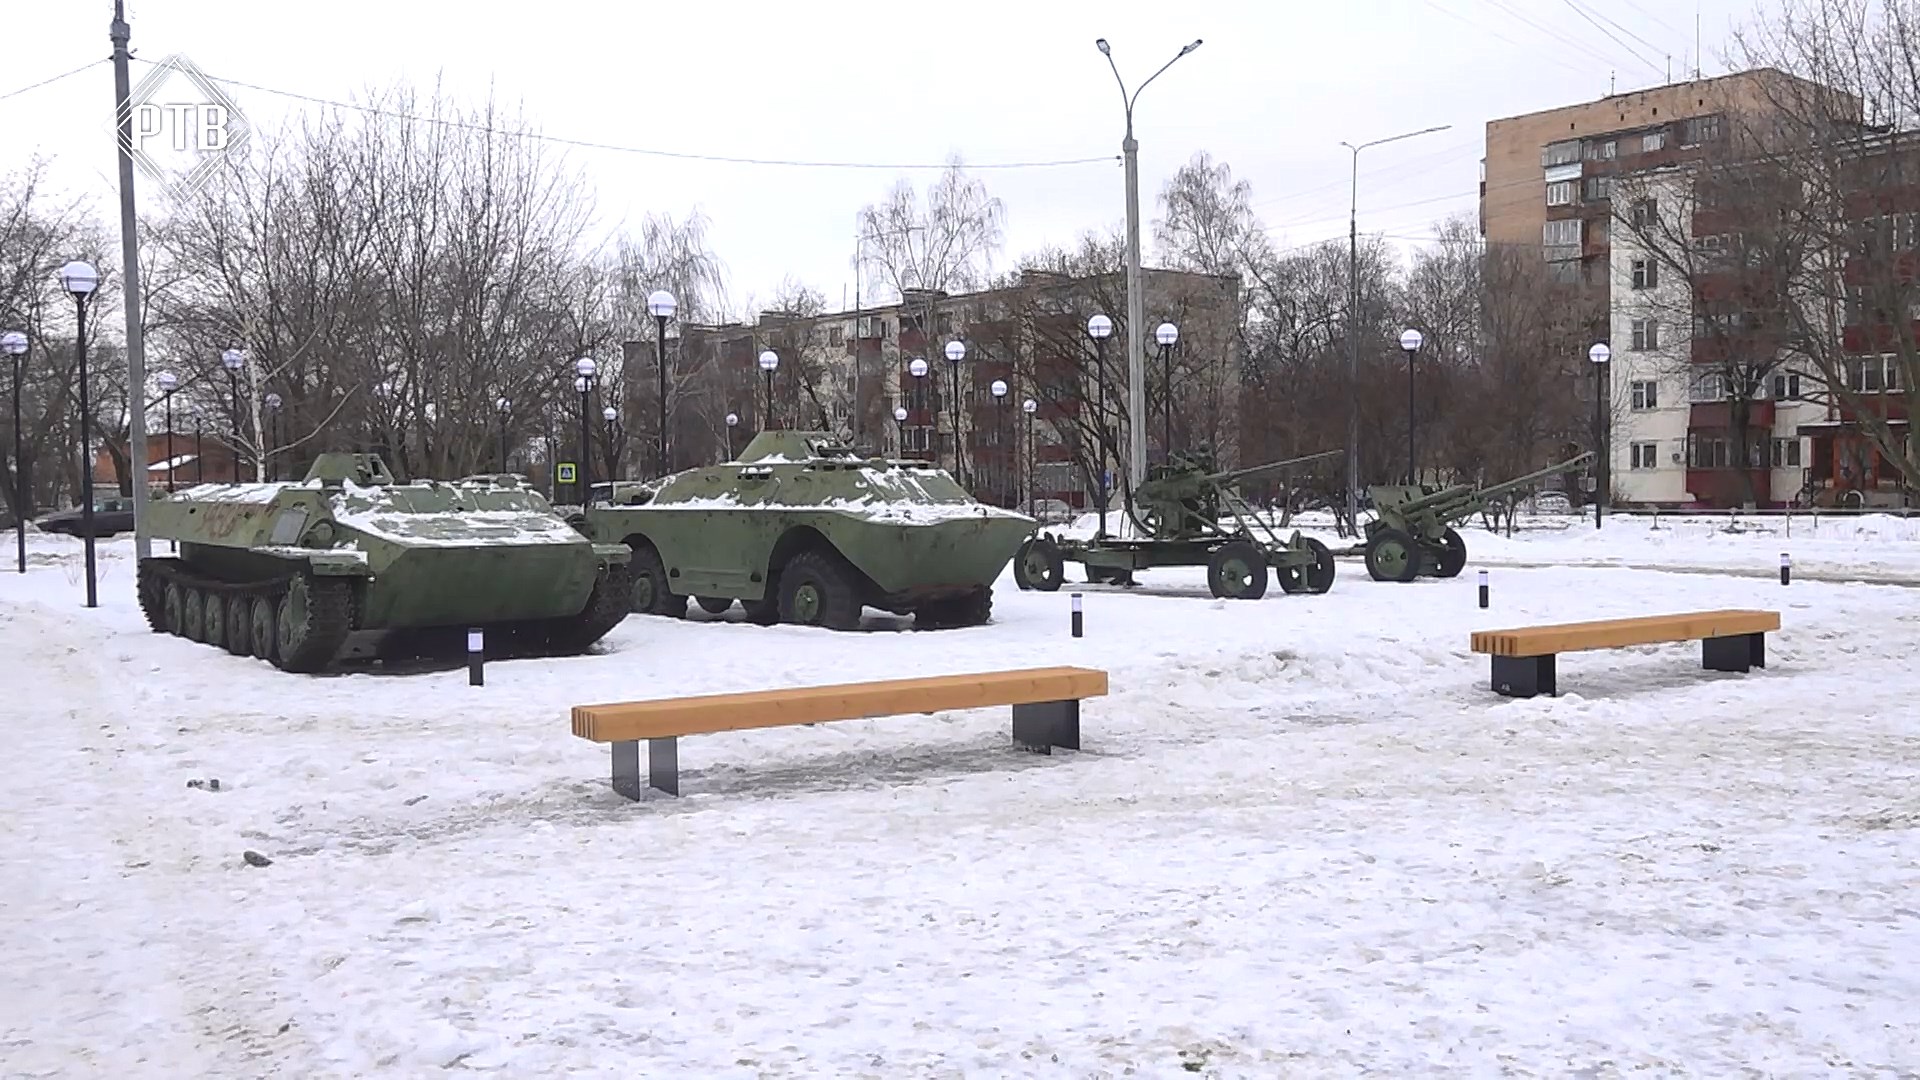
xmin=1013 ymin=536 xmax=1064 ymax=592
xmin=1434 ymin=528 xmax=1468 ymax=578
xmin=1278 ymin=537 xmax=1337 ymax=594
xmin=1207 ymin=540 xmax=1269 ymax=599
xmin=1364 ymin=529 xmax=1424 ymax=583
xmin=694 ymin=595 xmax=734 ymax=615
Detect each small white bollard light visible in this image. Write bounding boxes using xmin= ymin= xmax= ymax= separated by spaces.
xmin=468 ymin=627 xmax=485 ymax=685
xmin=1780 ymin=552 xmax=1791 ymax=587
xmin=1478 ymin=569 xmax=1489 ymax=609
xmin=1070 ymin=592 xmax=1084 ymax=638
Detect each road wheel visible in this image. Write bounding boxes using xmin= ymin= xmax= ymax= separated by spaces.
xmin=202 ymin=590 xmax=226 ymax=649
xmin=250 ymin=595 xmax=278 ymax=661
xmin=1013 ymin=536 xmax=1064 ymax=592
xmin=275 ymin=573 xmax=351 ymax=673
xmin=225 ymin=595 xmax=253 ymax=656
xmin=181 ymin=588 xmax=206 ymax=642
xmin=1434 ymin=528 xmax=1468 ymax=578
xmin=1207 ymin=540 xmax=1269 ymax=600
xmin=777 ymin=549 xmax=863 ymax=630
xmin=1364 ymin=528 xmax=1424 ymax=583
xmin=164 ymin=581 xmax=186 ymax=637
xmin=628 ymin=542 xmax=684 ymax=617
xmin=694 ymin=596 xmax=734 ymax=615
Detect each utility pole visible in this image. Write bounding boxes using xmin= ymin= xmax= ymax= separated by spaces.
xmin=111 ymin=1 xmax=152 ymax=560
xmin=1098 ymin=37 xmax=1201 ymax=495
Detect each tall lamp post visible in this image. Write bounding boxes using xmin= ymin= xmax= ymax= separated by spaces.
xmin=574 ymin=356 xmax=597 ymax=504
xmin=1399 ymin=328 xmax=1423 ymax=485
xmin=496 ymin=396 xmax=511 ymax=472
xmin=892 ymin=405 xmax=907 ymax=455
xmin=990 ymin=378 xmax=1008 ymax=505
xmin=602 ymin=405 xmax=622 ymax=480
xmin=907 ymin=357 xmax=929 ymax=460
xmin=1086 ymin=313 xmax=1113 ymax=537
xmin=60 ymin=260 xmax=101 ymax=608
xmin=1022 ymin=397 xmax=1038 ymax=517
xmin=1154 ymin=321 xmax=1179 ymax=462
xmin=647 ymin=289 xmax=677 ymax=477
xmin=1589 ymin=342 xmax=1611 ymax=530
xmin=724 ymin=411 xmax=738 ymax=461
xmin=1095 ymin=35 xmax=1202 ymax=493
xmin=758 ymin=350 xmax=779 ymax=430
xmin=3 ymin=329 xmax=29 ymax=574
xmin=156 ymin=370 xmax=178 ymax=553
xmin=1341 ymin=123 xmax=1451 ymax=529
xmin=221 ymin=348 xmax=245 ymax=482
xmin=943 ymin=340 xmax=966 ymax=482
xmin=264 ymin=392 xmax=282 ymax=481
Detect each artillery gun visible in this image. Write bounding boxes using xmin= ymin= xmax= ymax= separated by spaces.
xmin=1354 ymin=451 xmax=1596 ymax=581
xmin=137 ymin=453 xmax=633 ymax=672
xmin=579 ymin=431 xmax=1035 ymax=631
xmin=1014 ymin=447 xmax=1343 ymax=599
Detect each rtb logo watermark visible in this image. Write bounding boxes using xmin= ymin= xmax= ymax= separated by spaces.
xmin=115 ymin=55 xmax=251 ymax=197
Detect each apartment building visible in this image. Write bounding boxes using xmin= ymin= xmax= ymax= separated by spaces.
xmin=652 ymin=267 xmax=1239 ymax=509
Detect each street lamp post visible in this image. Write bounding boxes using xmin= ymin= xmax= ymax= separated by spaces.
xmin=156 ymin=370 xmax=179 ymax=553
xmin=1095 ymin=35 xmax=1203 ymax=493
xmin=60 ymin=260 xmax=101 ymax=608
xmin=221 ymin=348 xmax=245 ymax=482
xmin=1589 ymin=342 xmax=1611 ymax=530
xmin=1341 ymin=123 xmax=1451 ymax=529
xmin=264 ymin=392 xmax=282 ymax=481
xmin=648 ymin=289 xmax=677 ymax=477
xmin=1086 ymin=313 xmax=1113 ymax=537
xmin=893 ymin=405 xmax=907 ymax=456
xmin=602 ymin=405 xmax=621 ymax=480
xmin=943 ymin=340 xmax=966 ymax=482
xmin=574 ymin=356 xmax=597 ymax=504
xmin=3 ymin=330 xmax=28 ymax=574
xmin=496 ymin=396 xmax=511 ymax=472
xmin=758 ymin=350 xmax=779 ymax=430
xmin=724 ymin=411 xmax=738 ymax=461
xmin=990 ymin=378 xmax=1008 ymax=505
xmin=1154 ymin=321 xmax=1179 ymax=462
xmin=907 ymin=357 xmax=929 ymax=460
xmin=1022 ymin=397 xmax=1038 ymax=517
xmin=1399 ymin=328 xmax=1423 ymax=485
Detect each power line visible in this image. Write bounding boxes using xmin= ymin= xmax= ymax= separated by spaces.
xmin=1560 ymin=0 xmax=1667 ymax=79
xmin=0 ymin=58 xmax=106 ymax=104
xmin=1570 ymin=0 xmax=1671 ymax=63
xmin=128 ymin=57 xmax=1113 ymax=172
xmin=1474 ymin=0 xmax=1627 ymax=72
xmin=1419 ymin=0 xmax=1596 ymax=75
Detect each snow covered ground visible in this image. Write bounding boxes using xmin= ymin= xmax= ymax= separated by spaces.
xmin=4 ymin=522 xmax=1918 ymax=1076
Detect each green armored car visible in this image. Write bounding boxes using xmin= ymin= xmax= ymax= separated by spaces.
xmin=580 ymin=431 xmax=1035 ymax=630
xmin=138 ymin=453 xmax=633 ymax=672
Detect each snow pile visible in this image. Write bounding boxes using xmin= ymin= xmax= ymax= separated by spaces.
xmin=327 ymin=481 xmax=586 ymax=547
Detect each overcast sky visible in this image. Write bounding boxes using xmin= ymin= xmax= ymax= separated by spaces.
xmin=8 ymin=0 xmax=1772 ymax=316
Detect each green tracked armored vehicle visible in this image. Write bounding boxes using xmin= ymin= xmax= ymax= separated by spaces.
xmin=137 ymin=453 xmax=633 ymax=672
xmin=580 ymin=431 xmax=1035 ymax=630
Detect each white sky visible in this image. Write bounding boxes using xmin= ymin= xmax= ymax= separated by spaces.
xmin=7 ymin=0 xmax=1771 ymax=314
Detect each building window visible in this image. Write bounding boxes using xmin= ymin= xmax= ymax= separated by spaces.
xmin=1691 ymin=370 xmax=1728 ymax=402
xmin=1543 ymin=140 xmax=1581 ymax=167
xmin=1771 ymin=438 xmax=1803 ymax=468
xmin=1583 ymin=175 xmax=1613 ymax=201
xmin=1630 ymin=379 xmax=1659 ymax=409
xmin=1642 ymin=131 xmax=1668 ymax=153
xmin=1585 ymin=138 xmax=1617 ymax=160
xmin=1771 ymin=372 xmax=1801 ymax=400
xmin=903 ymin=426 xmax=930 ymax=452
xmin=1546 ymin=180 xmax=1576 ymax=207
xmin=827 ymin=326 xmax=845 ymax=347
xmin=1688 ymin=434 xmax=1731 ymax=468
xmin=1631 ymin=320 xmax=1660 ymax=351
xmin=1681 ymin=114 xmax=1723 ymax=146
xmin=1630 ymin=198 xmax=1658 ymax=229
xmin=1695 ymin=233 xmax=1728 ymax=268
xmin=1845 ymin=355 xmax=1904 ymax=393
xmin=1630 ymin=442 xmax=1660 ymax=469
xmin=1631 ymin=258 xmax=1659 ymax=289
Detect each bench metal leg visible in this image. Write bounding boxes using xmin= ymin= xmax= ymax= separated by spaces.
xmin=1012 ymin=698 xmax=1080 ymax=754
xmin=1703 ymin=632 xmax=1766 ymax=674
xmin=610 ymin=737 xmax=679 ymax=799
xmin=1491 ymin=653 xmax=1556 ymax=698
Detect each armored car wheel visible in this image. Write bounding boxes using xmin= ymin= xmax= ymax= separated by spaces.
xmin=1364 ymin=529 xmax=1424 ymax=583
xmin=627 ymin=542 xmax=684 ymax=618
xmin=778 ymin=549 xmax=863 ymax=630
xmin=916 ymin=586 xmax=992 ymax=629
xmin=742 ymin=596 xmax=780 ymax=625
xmin=1207 ymin=540 xmax=1269 ymax=600
xmin=1013 ymin=536 xmax=1064 ymax=592
xmin=225 ymin=595 xmax=253 ymax=656
xmin=694 ymin=595 xmax=734 ymax=615
xmin=1434 ymin=528 xmax=1468 ymax=578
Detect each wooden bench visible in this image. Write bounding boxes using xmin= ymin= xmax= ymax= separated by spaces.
xmin=1470 ymin=609 xmax=1779 ymax=698
xmin=570 ymin=666 xmax=1110 ymax=799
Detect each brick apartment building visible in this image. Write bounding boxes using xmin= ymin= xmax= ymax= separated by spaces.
xmin=1481 ymin=68 xmax=1907 ymax=508
xmin=637 ymin=267 xmax=1239 ymax=510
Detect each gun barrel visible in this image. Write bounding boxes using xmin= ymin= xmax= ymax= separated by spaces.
xmin=1209 ymin=448 xmax=1344 ymax=488
xmin=1476 ymin=451 xmax=1597 ymax=499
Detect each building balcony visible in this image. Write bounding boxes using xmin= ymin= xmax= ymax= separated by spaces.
xmin=1689 ymin=399 xmax=1775 ymax=429
xmin=1685 ymin=467 xmax=1775 ymax=507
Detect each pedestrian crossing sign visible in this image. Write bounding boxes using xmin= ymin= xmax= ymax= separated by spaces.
xmin=557 ymin=462 xmax=577 ymax=484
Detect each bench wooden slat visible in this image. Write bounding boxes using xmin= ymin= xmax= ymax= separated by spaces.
xmin=571 ymin=665 xmax=1109 ymax=743
xmin=1470 ymin=609 xmax=1779 ymax=658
